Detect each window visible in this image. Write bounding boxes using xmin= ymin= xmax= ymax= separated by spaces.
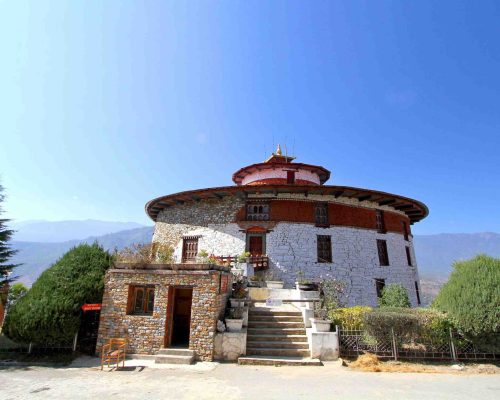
xmin=402 ymin=221 xmax=409 ymax=241
xmin=375 ymin=210 xmax=386 ymax=233
xmin=246 ymin=203 xmax=270 ymax=221
xmin=406 ymin=246 xmax=412 ymax=266
xmin=182 ymin=237 xmax=199 ymax=262
xmin=315 ymin=203 xmax=329 ymax=227
xmin=129 ymin=285 xmax=155 ymax=315
xmin=377 ymin=239 xmax=389 ymax=266
xmin=415 ymin=281 xmax=421 ymax=305
xmin=317 ymin=235 xmax=332 ymax=263
xmin=286 ymin=170 xmax=296 ymax=184
xmin=375 ymin=279 xmax=386 ymax=298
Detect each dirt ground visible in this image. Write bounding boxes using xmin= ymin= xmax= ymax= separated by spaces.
xmin=1 ymin=356 xmax=499 ymax=400
xmin=346 ymin=353 xmax=500 ymax=374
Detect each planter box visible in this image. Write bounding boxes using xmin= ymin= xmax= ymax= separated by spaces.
xmin=310 ymin=318 xmax=332 ymax=332
xmin=225 ymin=318 xmax=244 ymax=332
xmin=296 ymin=282 xmax=318 ymax=291
xmin=265 ymin=281 xmax=284 ymax=289
xmin=230 ymin=298 xmax=246 ymax=308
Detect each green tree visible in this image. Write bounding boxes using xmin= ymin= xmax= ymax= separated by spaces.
xmin=378 ymin=284 xmax=411 ymax=308
xmin=0 ymin=182 xmax=18 ymax=286
xmin=3 ymin=243 xmax=113 ymax=344
xmin=433 ymin=254 xmax=500 ymax=351
xmin=7 ymin=282 xmax=28 ymax=307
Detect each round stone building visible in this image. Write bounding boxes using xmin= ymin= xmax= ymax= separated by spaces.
xmin=146 ymin=146 xmax=428 ymax=307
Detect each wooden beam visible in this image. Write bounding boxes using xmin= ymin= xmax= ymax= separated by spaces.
xmin=334 ymin=190 xmax=344 ymax=198
xmin=379 ymin=199 xmax=396 ymax=206
xmin=357 ymin=195 xmax=371 ymax=202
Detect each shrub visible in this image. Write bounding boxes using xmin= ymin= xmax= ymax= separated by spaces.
xmin=433 ymin=254 xmax=500 ymax=352
xmin=329 ymin=306 xmax=372 ymax=329
xmin=117 ymin=243 xmax=174 ymax=266
xmin=378 ymin=284 xmax=411 ymax=308
xmin=363 ymin=307 xmax=452 ymax=345
xmin=3 ymin=243 xmax=112 ymax=344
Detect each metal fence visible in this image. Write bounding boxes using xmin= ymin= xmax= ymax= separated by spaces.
xmin=338 ymin=327 xmax=499 ymax=361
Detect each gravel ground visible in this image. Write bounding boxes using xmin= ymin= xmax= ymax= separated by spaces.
xmin=0 ymin=357 xmax=499 ymax=400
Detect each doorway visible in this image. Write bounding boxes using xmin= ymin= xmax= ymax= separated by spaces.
xmin=247 ymin=233 xmax=266 ymax=256
xmin=165 ymin=287 xmax=193 ymax=348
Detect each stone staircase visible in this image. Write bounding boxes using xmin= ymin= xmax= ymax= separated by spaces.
xmin=238 ymin=307 xmax=321 ymax=366
xmin=155 ymin=348 xmax=195 ymax=365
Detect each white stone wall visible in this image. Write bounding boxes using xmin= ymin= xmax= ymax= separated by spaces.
xmin=165 ymin=221 xmax=420 ymax=307
xmin=170 ymin=224 xmax=246 ymax=262
xmin=241 ymin=168 xmax=321 ymax=185
xmin=266 ymin=223 xmax=420 ymax=307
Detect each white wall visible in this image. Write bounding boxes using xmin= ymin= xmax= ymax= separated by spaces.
xmin=171 ymin=222 xmax=420 ymax=307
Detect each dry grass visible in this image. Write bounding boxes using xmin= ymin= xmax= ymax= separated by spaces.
xmin=346 ymin=353 xmax=500 ymax=374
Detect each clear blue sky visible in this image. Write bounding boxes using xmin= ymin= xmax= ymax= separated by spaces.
xmin=1 ymin=1 xmax=499 ymax=235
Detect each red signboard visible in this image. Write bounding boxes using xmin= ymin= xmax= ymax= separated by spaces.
xmin=220 ymin=274 xmax=229 ymax=294
xmin=82 ymin=303 xmax=102 ymax=311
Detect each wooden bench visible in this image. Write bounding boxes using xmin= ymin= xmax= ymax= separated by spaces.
xmin=101 ymin=338 xmax=127 ymax=370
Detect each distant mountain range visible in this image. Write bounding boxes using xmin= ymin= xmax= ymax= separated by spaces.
xmin=9 ymin=219 xmax=146 ymax=243
xmin=10 ymin=226 xmax=154 ymax=286
xmin=6 ymin=220 xmax=500 ymax=304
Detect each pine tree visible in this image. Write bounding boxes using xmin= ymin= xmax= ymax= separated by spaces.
xmin=0 ymin=182 xmax=18 ymax=285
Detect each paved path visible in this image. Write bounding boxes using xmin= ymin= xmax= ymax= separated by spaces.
xmin=0 ymin=358 xmax=499 ymax=400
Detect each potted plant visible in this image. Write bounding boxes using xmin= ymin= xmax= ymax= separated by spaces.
xmin=295 ymin=270 xmax=317 ymax=291
xmin=264 ymin=270 xmax=284 ymax=289
xmin=225 ymin=307 xmax=244 ymax=332
xmin=310 ymin=306 xmax=331 ymax=332
xmin=230 ymin=276 xmax=248 ymax=307
xmin=197 ymin=249 xmax=209 ymax=263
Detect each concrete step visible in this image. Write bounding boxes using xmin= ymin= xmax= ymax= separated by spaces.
xmin=247 ymin=327 xmax=306 ymax=335
xmin=251 ymin=315 xmax=304 ymax=322
xmin=248 ymin=321 xmax=305 ymax=328
xmin=238 ymin=356 xmax=322 ymax=366
xmin=247 ymin=347 xmax=311 ymax=357
xmin=156 ymin=348 xmax=195 ymax=357
xmin=247 ymin=334 xmax=308 ymax=343
xmin=155 ymin=354 xmax=194 ymax=365
xmin=246 ymin=341 xmax=309 ymax=349
xmin=249 ymin=310 xmax=302 ymax=317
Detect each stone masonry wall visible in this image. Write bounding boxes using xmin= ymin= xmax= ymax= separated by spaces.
xmin=265 ymin=224 xmax=420 ymax=307
xmin=151 ymin=196 xmax=421 ymax=306
xmin=153 ymin=196 xmax=245 ymax=252
xmin=97 ymin=269 xmax=229 ymax=361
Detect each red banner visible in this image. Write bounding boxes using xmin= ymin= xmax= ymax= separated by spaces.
xmin=82 ymin=303 xmax=102 ymax=311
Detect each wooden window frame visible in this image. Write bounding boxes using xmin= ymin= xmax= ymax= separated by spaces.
xmin=128 ymin=285 xmax=155 ymax=315
xmin=317 ymin=235 xmax=332 ymax=263
xmin=315 ymin=203 xmax=329 ymax=227
xmin=415 ymin=281 xmax=421 ymax=305
xmin=375 ymin=279 xmax=386 ymax=298
xmin=377 ymin=239 xmax=389 ymax=266
xmin=406 ymin=246 xmax=412 ymax=266
xmin=402 ymin=221 xmax=409 ymax=241
xmin=286 ymin=170 xmax=296 ymax=184
xmin=375 ymin=210 xmax=386 ymax=233
xmin=246 ymin=202 xmax=270 ymax=221
xmin=182 ymin=237 xmax=199 ymax=263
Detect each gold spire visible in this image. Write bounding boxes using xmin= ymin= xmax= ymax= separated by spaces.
xmin=276 ymin=144 xmax=282 ymax=155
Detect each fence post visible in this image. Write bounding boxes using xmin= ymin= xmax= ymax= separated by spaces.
xmin=391 ymin=328 xmax=398 ymax=361
xmin=73 ymin=332 xmax=79 ymax=352
xmin=449 ymin=327 xmax=457 ymax=361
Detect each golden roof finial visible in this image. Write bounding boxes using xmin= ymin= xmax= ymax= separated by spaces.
xmin=276 ymin=144 xmax=282 ymax=155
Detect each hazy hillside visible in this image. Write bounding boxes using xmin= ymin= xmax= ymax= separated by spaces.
xmin=414 ymin=232 xmax=500 ymax=278
xmin=10 ymin=219 xmax=147 ymax=243
xmin=11 ymin=226 xmax=154 ymax=285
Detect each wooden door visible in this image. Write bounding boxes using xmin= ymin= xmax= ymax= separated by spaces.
xmin=249 ymin=236 xmax=263 ymax=256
